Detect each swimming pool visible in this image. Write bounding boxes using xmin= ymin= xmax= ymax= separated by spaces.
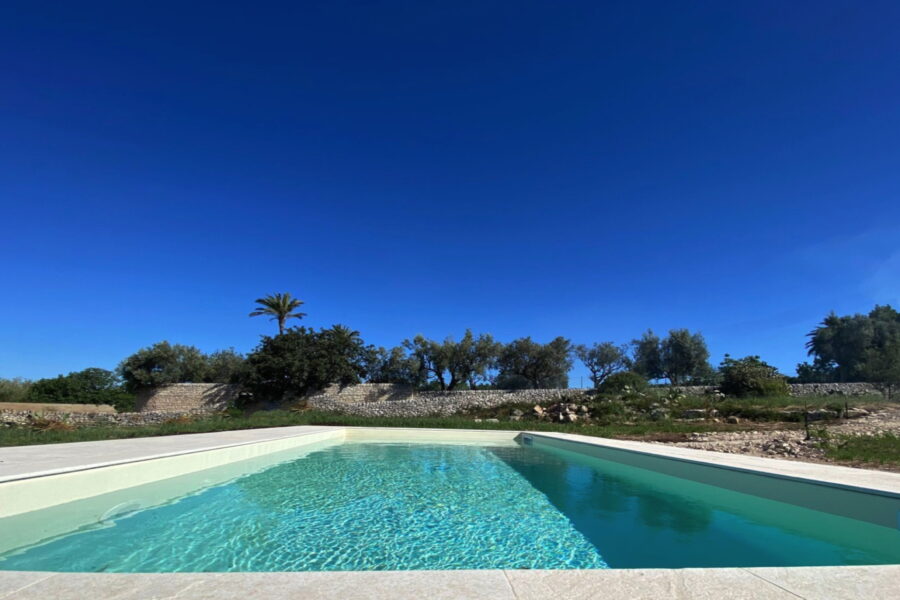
xmin=1 ymin=429 xmax=898 ymax=572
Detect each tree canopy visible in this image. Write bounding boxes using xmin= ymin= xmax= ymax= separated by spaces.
xmin=401 ymin=330 xmax=500 ymax=390
xmin=118 ymin=342 xmax=246 ymax=391
xmin=27 ymin=368 xmax=134 ymax=411
xmin=575 ymin=342 xmax=630 ymax=387
xmin=803 ymin=305 xmax=900 ymax=382
xmin=243 ymin=325 xmax=368 ymax=401
xmin=631 ymin=330 xmax=664 ymax=381
xmin=630 ymin=329 xmax=711 ymax=385
xmin=496 ymin=336 xmax=573 ymax=389
xmin=249 ymin=292 xmax=307 ymax=334
xmin=660 ymin=329 xmax=712 ymax=385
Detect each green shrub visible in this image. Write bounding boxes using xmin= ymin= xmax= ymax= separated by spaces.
xmin=243 ymin=326 xmax=368 ymax=402
xmin=118 ymin=342 xmax=246 ymax=392
xmin=0 ymin=378 xmax=32 ymax=403
xmin=587 ymin=398 xmax=627 ymax=422
xmin=26 ymin=368 xmax=135 ymax=411
xmin=118 ymin=342 xmax=210 ymax=392
xmin=718 ymin=355 xmax=789 ymax=397
xmin=598 ymin=371 xmax=648 ymax=394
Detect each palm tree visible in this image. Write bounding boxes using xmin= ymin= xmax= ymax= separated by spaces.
xmin=249 ymin=293 xmax=307 ymax=334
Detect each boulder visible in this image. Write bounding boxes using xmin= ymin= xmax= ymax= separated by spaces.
xmin=844 ymin=408 xmax=869 ymax=419
xmin=807 ymin=409 xmax=840 ymax=421
xmin=681 ymin=409 xmax=707 ymax=420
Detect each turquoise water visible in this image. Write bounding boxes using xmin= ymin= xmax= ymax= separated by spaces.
xmin=1 ymin=441 xmax=899 ymax=571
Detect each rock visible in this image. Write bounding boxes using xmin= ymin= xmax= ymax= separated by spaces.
xmin=650 ymin=408 xmax=669 ymax=421
xmin=681 ymin=409 xmax=707 ymax=420
xmin=577 ymin=405 xmax=589 ymax=414
xmin=533 ymin=405 xmax=544 ymax=415
xmin=807 ymin=409 xmax=840 ymax=421
xmin=474 ymin=418 xmax=483 ymax=423
xmin=511 ymin=409 xmax=524 ymax=417
xmin=509 ymin=415 xmax=522 ymax=422
xmin=486 ymin=418 xmax=500 ymax=423
xmin=844 ymin=408 xmax=869 ymax=419
xmin=726 ymin=416 xmax=740 ymax=424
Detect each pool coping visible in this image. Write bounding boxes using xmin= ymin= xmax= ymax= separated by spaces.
xmin=1 ymin=425 xmax=899 ymax=599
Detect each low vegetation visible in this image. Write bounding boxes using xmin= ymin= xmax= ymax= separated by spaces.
xmin=819 ymin=433 xmax=900 ymax=466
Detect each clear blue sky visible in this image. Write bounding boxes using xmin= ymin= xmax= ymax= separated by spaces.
xmin=2 ymin=1 xmax=899 ymax=383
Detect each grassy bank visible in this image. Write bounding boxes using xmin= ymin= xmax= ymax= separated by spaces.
xmin=821 ymin=433 xmax=900 ymax=466
xmin=0 ymin=409 xmax=748 ymax=447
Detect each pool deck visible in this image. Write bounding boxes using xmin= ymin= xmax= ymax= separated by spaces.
xmin=1 ymin=426 xmax=899 ymax=599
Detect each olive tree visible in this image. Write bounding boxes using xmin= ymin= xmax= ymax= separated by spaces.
xmin=631 ymin=330 xmax=664 ymax=381
xmin=403 ymin=330 xmax=500 ymax=390
xmin=575 ymin=342 xmax=630 ymax=387
xmin=496 ymin=336 xmax=573 ymax=389
xmin=660 ymin=329 xmax=711 ymax=385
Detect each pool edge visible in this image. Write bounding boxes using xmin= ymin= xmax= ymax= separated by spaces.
xmin=2 ymin=565 xmax=899 ymax=599
xmin=2 ymin=425 xmax=899 ymax=599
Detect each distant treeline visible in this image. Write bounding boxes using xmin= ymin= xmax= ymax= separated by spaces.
xmin=2 ymin=304 xmax=899 ymax=408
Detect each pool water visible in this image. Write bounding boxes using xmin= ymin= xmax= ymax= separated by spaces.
xmin=1 ymin=441 xmax=899 ymax=571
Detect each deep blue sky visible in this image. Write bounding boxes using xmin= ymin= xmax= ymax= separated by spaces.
xmin=2 ymin=1 xmax=900 ymax=383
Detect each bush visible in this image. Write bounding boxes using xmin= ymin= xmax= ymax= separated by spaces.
xmin=26 ymin=368 xmax=135 ymax=411
xmin=119 ymin=342 xmax=210 ymax=392
xmin=598 ymin=371 xmax=648 ymax=394
xmin=118 ymin=342 xmax=246 ymax=392
xmin=718 ymin=355 xmax=789 ymax=397
xmin=243 ymin=326 xmax=368 ymax=402
xmin=0 ymin=378 xmax=32 ymax=403
xmin=206 ymin=349 xmax=247 ymax=384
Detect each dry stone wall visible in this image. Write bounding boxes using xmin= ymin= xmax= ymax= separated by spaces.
xmin=135 ymin=383 xmax=240 ymax=412
xmin=305 ymin=387 xmax=590 ymax=418
xmin=6 ymin=381 xmax=882 ymax=427
xmin=788 ymin=382 xmax=881 ymax=397
xmin=0 ymin=409 xmax=218 ymax=428
xmin=315 ymin=383 xmax=416 ymax=403
xmin=671 ymin=383 xmax=882 ymax=397
xmin=306 ymin=382 xmax=886 ymax=417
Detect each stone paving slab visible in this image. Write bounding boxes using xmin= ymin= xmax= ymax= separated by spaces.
xmin=746 ymin=565 xmax=900 ymax=599
xmin=2 ymin=568 xmax=899 ymax=599
xmin=0 ymin=571 xmax=516 ymax=600
xmin=0 ymin=426 xmax=339 ymax=482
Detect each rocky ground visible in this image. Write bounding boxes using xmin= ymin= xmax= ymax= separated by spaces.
xmin=654 ymin=405 xmax=900 ymax=469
